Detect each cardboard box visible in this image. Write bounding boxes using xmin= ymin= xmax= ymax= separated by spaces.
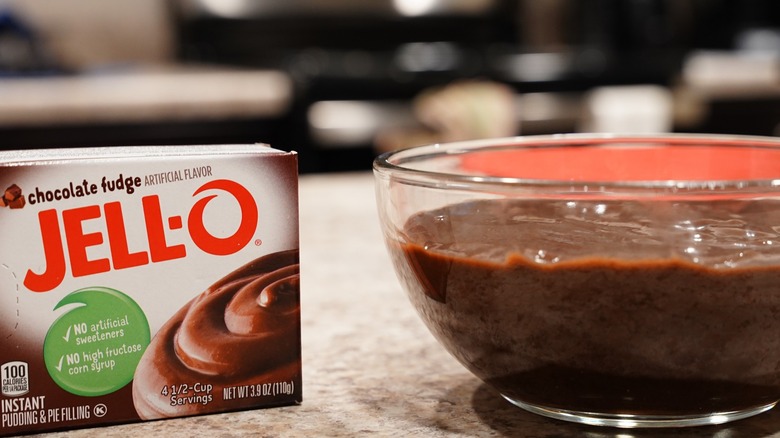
xmin=0 ymin=145 xmax=301 ymax=436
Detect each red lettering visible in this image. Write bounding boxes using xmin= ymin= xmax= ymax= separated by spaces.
xmin=23 ymin=210 xmax=66 ymax=293
xmin=189 ymin=180 xmax=258 ymax=256
xmin=63 ymin=205 xmax=109 ymax=278
xmin=25 ymin=179 xmax=259 ymax=293
xmin=143 ymin=195 xmax=186 ymax=262
xmin=104 ymin=201 xmax=149 ymax=269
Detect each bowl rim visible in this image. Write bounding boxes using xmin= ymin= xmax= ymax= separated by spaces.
xmin=372 ymin=133 xmax=780 ymax=193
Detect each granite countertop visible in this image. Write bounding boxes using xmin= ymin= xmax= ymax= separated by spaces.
xmin=28 ymin=172 xmax=780 ymax=438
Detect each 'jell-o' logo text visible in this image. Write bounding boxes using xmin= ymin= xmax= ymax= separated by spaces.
xmin=24 ymin=179 xmax=258 ymax=293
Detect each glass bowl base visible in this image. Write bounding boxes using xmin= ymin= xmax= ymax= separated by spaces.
xmin=502 ymin=395 xmax=777 ymax=428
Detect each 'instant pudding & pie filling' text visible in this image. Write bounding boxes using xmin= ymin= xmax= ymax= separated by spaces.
xmin=0 ymin=145 xmax=301 ymax=436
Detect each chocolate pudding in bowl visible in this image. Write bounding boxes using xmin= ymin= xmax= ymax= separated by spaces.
xmin=373 ymin=134 xmax=780 ymax=428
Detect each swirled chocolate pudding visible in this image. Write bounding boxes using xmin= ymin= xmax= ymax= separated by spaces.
xmin=388 ymin=198 xmax=780 ymax=415
xmin=133 ymin=249 xmax=301 ymax=419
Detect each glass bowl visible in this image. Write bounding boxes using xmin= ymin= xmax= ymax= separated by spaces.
xmin=373 ymin=134 xmax=780 ymax=428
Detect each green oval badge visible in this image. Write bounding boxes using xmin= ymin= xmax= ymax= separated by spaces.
xmin=44 ymin=287 xmax=150 ymax=396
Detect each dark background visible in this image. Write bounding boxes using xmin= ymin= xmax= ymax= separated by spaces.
xmin=3 ymin=0 xmax=780 ymax=173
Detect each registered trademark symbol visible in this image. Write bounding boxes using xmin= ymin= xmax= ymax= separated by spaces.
xmin=255 ymin=239 xmax=263 ymax=246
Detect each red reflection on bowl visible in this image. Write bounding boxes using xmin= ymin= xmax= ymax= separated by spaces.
xmin=461 ymin=145 xmax=780 ymax=182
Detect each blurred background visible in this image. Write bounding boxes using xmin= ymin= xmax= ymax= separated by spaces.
xmin=2 ymin=0 xmax=780 ymax=173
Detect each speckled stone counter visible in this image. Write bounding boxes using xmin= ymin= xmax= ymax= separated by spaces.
xmin=26 ymin=172 xmax=780 ymax=438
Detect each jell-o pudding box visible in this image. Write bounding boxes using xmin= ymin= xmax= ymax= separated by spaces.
xmin=0 ymin=145 xmax=301 ymax=436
